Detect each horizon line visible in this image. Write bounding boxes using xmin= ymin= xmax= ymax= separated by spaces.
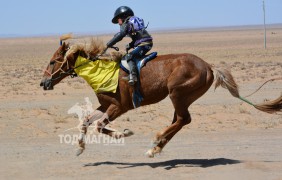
xmin=1 ymin=23 xmax=281 ymax=39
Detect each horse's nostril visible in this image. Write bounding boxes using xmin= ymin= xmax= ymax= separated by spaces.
xmin=40 ymin=79 xmax=54 ymax=90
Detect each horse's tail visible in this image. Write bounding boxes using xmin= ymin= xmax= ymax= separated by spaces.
xmin=212 ymin=67 xmax=282 ymax=114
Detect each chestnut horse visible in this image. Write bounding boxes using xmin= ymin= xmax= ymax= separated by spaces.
xmin=40 ymin=39 xmax=282 ymax=157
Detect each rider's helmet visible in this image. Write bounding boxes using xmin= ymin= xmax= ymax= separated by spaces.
xmin=112 ymin=6 xmax=134 ymax=24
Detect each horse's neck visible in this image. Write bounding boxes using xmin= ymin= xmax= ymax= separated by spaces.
xmin=78 ymin=50 xmax=88 ymax=58
xmin=74 ymin=48 xmax=122 ymax=62
xmin=70 ymin=51 xmax=87 ymax=67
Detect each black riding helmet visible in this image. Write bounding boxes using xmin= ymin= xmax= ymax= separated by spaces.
xmin=112 ymin=6 xmax=134 ymax=24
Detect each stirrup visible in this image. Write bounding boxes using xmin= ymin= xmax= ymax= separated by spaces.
xmin=128 ymin=74 xmax=137 ymax=86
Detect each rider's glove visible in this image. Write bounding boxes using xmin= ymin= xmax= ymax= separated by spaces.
xmin=125 ymin=44 xmax=131 ymax=52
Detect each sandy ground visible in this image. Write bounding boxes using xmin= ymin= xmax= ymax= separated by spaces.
xmin=0 ymin=26 xmax=282 ymax=180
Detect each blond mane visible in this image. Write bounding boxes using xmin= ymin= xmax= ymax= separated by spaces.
xmin=64 ymin=38 xmax=124 ymax=62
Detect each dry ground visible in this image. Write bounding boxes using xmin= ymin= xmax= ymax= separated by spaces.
xmin=0 ymin=26 xmax=281 ymax=180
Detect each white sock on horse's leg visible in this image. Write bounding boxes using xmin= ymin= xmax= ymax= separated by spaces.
xmin=78 ymin=110 xmax=104 ymax=144
xmin=84 ymin=110 xmax=104 ymax=126
xmin=95 ymin=113 xmax=110 ymax=132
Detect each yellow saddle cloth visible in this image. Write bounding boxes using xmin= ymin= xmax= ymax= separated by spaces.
xmin=74 ymin=56 xmax=120 ymax=93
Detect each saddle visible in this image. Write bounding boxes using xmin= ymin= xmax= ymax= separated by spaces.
xmin=120 ymin=52 xmax=157 ymax=108
xmin=120 ymin=52 xmax=158 ymax=74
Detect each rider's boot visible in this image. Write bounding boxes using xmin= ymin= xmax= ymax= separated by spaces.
xmin=128 ymin=60 xmax=138 ymax=86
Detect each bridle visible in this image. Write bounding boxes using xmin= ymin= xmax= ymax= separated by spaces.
xmin=44 ymin=46 xmax=118 ymax=82
xmin=44 ymin=54 xmax=77 ymax=82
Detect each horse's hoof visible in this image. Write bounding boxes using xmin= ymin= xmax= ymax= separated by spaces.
xmin=145 ymin=149 xmax=155 ymax=158
xmin=123 ymin=129 xmax=134 ymax=137
xmin=76 ymin=148 xmax=84 ymax=156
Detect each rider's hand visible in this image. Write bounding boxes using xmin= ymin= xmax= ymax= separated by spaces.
xmin=125 ymin=44 xmax=131 ymax=52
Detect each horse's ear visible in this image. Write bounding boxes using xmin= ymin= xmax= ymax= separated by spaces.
xmin=60 ymin=41 xmax=65 ymax=49
xmin=64 ymin=42 xmax=70 ymax=50
xmin=60 ymin=33 xmax=73 ymax=46
xmin=61 ymin=41 xmax=69 ymax=49
xmin=60 ymin=41 xmax=70 ymax=48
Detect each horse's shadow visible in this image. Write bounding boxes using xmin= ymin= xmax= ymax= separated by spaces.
xmin=84 ymin=158 xmax=242 ymax=170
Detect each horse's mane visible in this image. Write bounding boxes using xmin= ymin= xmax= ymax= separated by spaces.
xmin=64 ymin=38 xmax=124 ymax=62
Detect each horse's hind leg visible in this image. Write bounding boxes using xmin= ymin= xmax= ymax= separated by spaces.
xmin=146 ymin=69 xmax=213 ymax=157
xmin=146 ymin=108 xmax=191 ymax=157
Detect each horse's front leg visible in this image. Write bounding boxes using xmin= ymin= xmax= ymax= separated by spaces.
xmin=76 ymin=105 xmax=133 ymax=156
xmin=95 ymin=104 xmax=134 ymax=139
xmin=76 ymin=108 xmax=104 ymax=156
xmin=95 ymin=118 xmax=134 ymax=139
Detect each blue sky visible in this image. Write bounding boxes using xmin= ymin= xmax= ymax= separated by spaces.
xmin=0 ymin=0 xmax=281 ymax=37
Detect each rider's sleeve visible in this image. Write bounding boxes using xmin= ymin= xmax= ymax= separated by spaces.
xmin=106 ymin=23 xmax=128 ymax=47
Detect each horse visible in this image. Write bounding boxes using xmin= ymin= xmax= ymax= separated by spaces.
xmin=40 ymin=38 xmax=282 ymax=157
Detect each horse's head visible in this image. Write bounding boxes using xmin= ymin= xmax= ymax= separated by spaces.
xmin=40 ymin=36 xmax=121 ymax=90
xmin=40 ymin=42 xmax=73 ymax=90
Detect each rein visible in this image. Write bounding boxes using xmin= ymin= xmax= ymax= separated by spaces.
xmin=44 ymin=55 xmax=77 ymax=81
xmin=45 ymin=46 xmax=119 ymax=82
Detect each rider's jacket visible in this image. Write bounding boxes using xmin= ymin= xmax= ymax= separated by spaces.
xmin=107 ymin=16 xmax=153 ymax=48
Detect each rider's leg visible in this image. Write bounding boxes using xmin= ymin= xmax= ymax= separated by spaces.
xmin=122 ymin=53 xmax=137 ymax=85
xmin=126 ymin=45 xmax=152 ymax=85
xmin=128 ymin=59 xmax=138 ymax=85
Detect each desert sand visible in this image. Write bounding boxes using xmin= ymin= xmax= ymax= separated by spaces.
xmin=0 ymin=26 xmax=282 ymax=180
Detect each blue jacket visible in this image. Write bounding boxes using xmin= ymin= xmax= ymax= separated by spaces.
xmin=107 ymin=16 xmax=153 ymax=48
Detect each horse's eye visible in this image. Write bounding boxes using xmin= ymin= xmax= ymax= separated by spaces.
xmin=50 ymin=61 xmax=56 ymax=65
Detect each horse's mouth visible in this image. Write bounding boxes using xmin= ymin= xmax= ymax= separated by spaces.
xmin=40 ymin=79 xmax=54 ymax=90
